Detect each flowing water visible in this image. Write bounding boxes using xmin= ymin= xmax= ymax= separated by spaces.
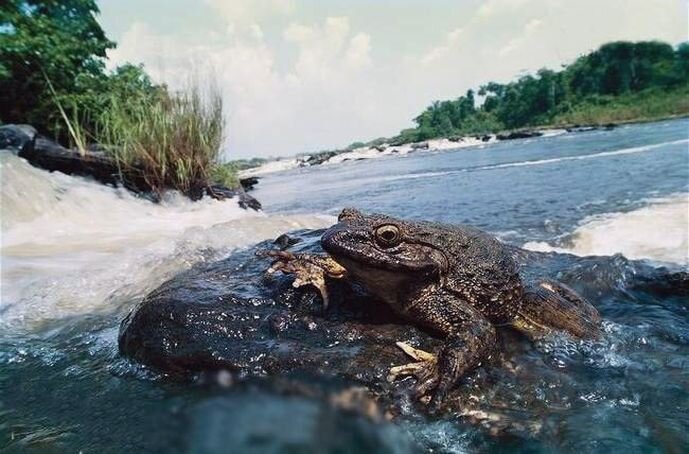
xmin=1 ymin=118 xmax=688 ymax=452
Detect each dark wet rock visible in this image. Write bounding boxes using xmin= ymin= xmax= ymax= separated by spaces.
xmin=0 ymin=124 xmax=37 ymax=153
xmin=119 ymin=233 xmax=428 ymax=386
xmin=481 ymin=135 xmax=492 ymax=142
xmin=19 ymin=136 xmax=142 ymax=189
xmin=630 ymin=269 xmax=689 ymax=297
xmin=448 ymin=136 xmax=464 ymax=142
xmin=411 ymin=142 xmax=429 ymax=150
xmin=239 ymin=176 xmax=260 ymax=192
xmin=273 ymin=233 xmax=302 ymax=250
xmin=565 ymin=123 xmax=617 ymax=133
xmin=374 ymin=144 xmax=388 ymax=152
xmin=202 ymin=185 xmax=262 ymax=210
xmin=304 ymin=150 xmax=339 ymax=166
xmin=496 ymin=130 xmax=543 ymax=141
xmin=119 ymin=228 xmax=687 ymax=433
xmin=566 ymin=126 xmax=599 ymax=133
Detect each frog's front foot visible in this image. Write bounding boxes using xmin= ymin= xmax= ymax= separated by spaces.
xmin=259 ymin=250 xmax=347 ymax=309
xmin=387 ymin=342 xmax=440 ymax=402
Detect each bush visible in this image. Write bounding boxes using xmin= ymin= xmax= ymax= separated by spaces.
xmin=96 ymin=81 xmax=229 ymax=196
xmin=210 ymin=162 xmax=240 ymax=188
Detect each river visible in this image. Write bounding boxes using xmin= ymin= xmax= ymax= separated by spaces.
xmin=1 ymin=118 xmax=687 ymax=452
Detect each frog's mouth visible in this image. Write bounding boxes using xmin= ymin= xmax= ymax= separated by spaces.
xmin=320 ymin=223 xmax=445 ymax=275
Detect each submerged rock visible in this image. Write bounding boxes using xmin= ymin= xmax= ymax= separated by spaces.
xmin=119 ymin=228 xmax=688 ymax=433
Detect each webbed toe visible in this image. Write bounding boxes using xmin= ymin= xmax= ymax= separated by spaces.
xmin=388 ymin=342 xmax=446 ymax=405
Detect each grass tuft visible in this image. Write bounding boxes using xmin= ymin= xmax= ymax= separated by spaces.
xmin=96 ymin=79 xmax=233 ymax=196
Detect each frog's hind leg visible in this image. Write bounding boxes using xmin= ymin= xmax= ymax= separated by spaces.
xmin=388 ymin=292 xmax=497 ymax=408
xmin=512 ymin=279 xmax=602 ymax=340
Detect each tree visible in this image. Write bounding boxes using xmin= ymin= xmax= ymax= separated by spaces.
xmin=395 ymin=40 xmax=688 ymax=142
xmin=0 ymin=0 xmax=114 ymax=137
xmin=672 ymin=42 xmax=689 ymax=83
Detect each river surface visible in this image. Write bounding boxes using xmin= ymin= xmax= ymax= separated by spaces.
xmin=1 ymin=118 xmax=688 ymax=452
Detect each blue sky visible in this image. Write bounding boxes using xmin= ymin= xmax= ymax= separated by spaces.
xmin=97 ymin=0 xmax=687 ymax=158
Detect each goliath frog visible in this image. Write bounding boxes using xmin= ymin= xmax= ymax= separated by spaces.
xmin=265 ymin=208 xmax=601 ymax=408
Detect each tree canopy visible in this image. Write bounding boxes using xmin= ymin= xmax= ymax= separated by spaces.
xmin=397 ymin=40 xmax=689 ymax=143
xmin=0 ymin=0 xmax=159 ymax=142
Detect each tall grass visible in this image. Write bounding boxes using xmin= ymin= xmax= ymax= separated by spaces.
xmin=42 ymin=68 xmax=88 ymax=155
xmin=97 ymin=81 xmax=229 ymax=196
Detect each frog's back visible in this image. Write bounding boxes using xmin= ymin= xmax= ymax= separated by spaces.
xmin=438 ymin=223 xmax=523 ymax=323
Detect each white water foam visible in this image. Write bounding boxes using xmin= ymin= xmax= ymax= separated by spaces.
xmin=479 ymin=139 xmax=688 ymax=171
xmin=524 ymin=194 xmax=689 ymax=265
xmin=241 ymin=137 xmax=499 ymax=176
xmin=0 ymin=154 xmax=333 ymax=329
xmin=361 ymin=138 xmax=689 ymax=185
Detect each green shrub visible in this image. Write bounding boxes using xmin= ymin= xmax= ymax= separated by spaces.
xmin=210 ymin=162 xmax=240 ymax=188
xmin=96 ymin=81 xmax=229 ymax=195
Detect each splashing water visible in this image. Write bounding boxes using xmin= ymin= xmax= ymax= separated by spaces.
xmin=0 ymin=153 xmax=332 ymax=329
xmin=523 ymin=194 xmax=689 ymax=265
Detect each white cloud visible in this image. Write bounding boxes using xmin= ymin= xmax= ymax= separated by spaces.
xmin=345 ymin=33 xmax=372 ymax=69
xmin=499 ymin=18 xmax=543 ymax=56
xmin=107 ymin=0 xmax=688 ymax=158
xmin=205 ymin=0 xmax=294 ymax=29
xmin=110 ymin=15 xmax=384 ymax=157
xmin=525 ymin=18 xmax=542 ymax=34
xmin=249 ymin=24 xmax=264 ymax=40
xmin=421 ymin=28 xmax=463 ymax=65
xmin=477 ymin=0 xmax=533 ymax=19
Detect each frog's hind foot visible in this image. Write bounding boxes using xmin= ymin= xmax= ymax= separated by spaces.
xmin=387 ymin=342 xmax=439 ymax=399
xmin=513 ymin=279 xmax=602 ymax=340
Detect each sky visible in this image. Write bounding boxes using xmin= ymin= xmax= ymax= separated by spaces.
xmin=98 ymin=0 xmax=688 ymax=158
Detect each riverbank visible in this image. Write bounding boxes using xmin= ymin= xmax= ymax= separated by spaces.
xmin=0 ymin=124 xmax=261 ymax=210
xmin=240 ymin=115 xmax=686 ymax=177
xmin=547 ymin=85 xmax=689 ymax=126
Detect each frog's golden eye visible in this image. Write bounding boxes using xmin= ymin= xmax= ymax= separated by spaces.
xmin=375 ymin=224 xmax=401 ymax=246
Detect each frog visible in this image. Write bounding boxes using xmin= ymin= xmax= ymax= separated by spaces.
xmin=263 ymin=208 xmax=601 ymax=408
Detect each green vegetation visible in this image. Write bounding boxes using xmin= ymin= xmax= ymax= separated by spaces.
xmin=210 ymin=162 xmax=240 ymax=189
xmin=228 ymin=157 xmax=269 ymax=172
xmin=396 ymin=41 xmax=689 ymax=142
xmin=0 ymin=0 xmax=238 ymax=193
xmin=97 ymin=82 xmax=226 ymax=196
xmin=1 ymin=0 xmax=113 ymax=137
xmin=549 ymin=85 xmax=689 ymax=125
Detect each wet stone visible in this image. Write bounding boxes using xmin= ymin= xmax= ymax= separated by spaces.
xmin=118 ymin=229 xmax=688 ymax=434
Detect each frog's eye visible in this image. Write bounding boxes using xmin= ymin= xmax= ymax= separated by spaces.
xmin=375 ymin=224 xmax=401 ymax=247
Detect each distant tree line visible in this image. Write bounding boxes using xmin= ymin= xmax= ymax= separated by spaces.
xmin=395 ymin=41 xmax=689 ymax=143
